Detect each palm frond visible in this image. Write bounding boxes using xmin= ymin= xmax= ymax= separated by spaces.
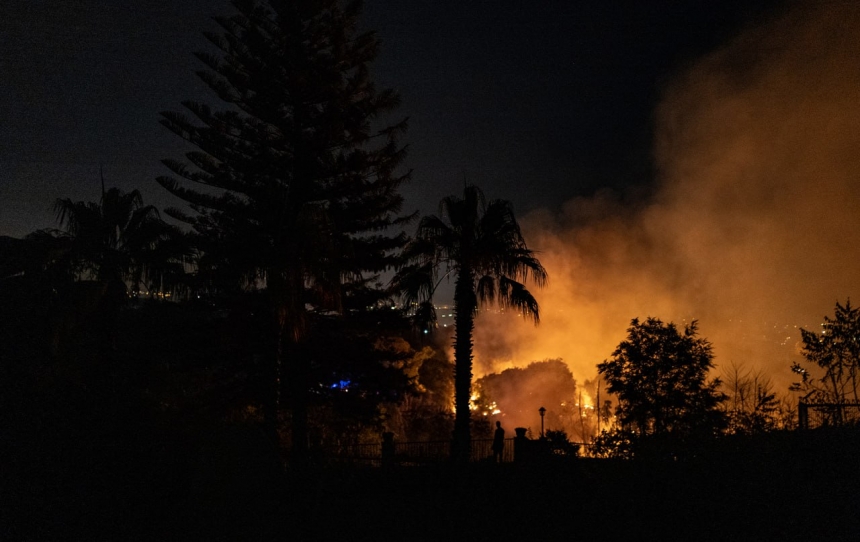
xmin=412 ymin=300 xmax=438 ymax=332
xmin=497 ymin=275 xmax=541 ymax=324
xmin=475 ymin=275 xmax=496 ymax=305
xmin=390 ymin=262 xmax=436 ymax=307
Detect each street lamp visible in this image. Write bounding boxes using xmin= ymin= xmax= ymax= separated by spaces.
xmin=539 ymin=406 xmax=546 ymax=438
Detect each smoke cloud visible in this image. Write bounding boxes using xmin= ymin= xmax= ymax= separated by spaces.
xmin=472 ymin=1 xmax=860 ymax=391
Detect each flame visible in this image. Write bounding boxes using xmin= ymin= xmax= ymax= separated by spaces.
xmin=468 ymin=0 xmax=860 ymax=392
xmin=580 ymin=390 xmax=594 ymax=411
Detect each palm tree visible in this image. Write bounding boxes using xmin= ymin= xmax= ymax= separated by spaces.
xmin=395 ymin=185 xmax=547 ymax=463
xmin=54 ymin=187 xmax=185 ymax=296
xmin=52 ymin=186 xmax=186 ymax=352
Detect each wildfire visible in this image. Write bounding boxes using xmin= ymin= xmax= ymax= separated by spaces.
xmin=464 ymin=0 xmax=860 ymax=397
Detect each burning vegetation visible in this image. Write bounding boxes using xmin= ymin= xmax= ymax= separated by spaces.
xmin=468 ymin=0 xmax=860 ymax=396
xmin=473 ymin=359 xmax=596 ymax=442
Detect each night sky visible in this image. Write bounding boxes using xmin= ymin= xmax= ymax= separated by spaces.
xmin=1 ymin=0 xmax=785 ymax=239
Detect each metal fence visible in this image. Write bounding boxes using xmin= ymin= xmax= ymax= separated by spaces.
xmin=322 ymin=438 xmax=515 ymax=466
xmin=322 ymin=442 xmax=384 ymax=467
xmin=470 ymin=438 xmax=515 ymax=463
xmin=798 ymin=402 xmax=860 ymax=430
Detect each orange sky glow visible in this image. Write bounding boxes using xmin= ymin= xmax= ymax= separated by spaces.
xmin=470 ymin=1 xmax=860 ymax=401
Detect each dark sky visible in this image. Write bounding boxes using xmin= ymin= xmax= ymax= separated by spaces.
xmin=0 ymin=0 xmax=785 ymax=239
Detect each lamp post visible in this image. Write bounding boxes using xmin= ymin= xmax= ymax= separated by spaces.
xmin=539 ymin=406 xmax=546 ymax=438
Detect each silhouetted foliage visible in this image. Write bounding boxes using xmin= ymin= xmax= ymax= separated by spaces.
xmin=393 ymin=184 xmax=546 ymax=463
xmin=544 ymin=429 xmax=579 ymax=457
xmin=47 ymin=188 xmax=188 ymax=355
xmin=791 ymin=300 xmax=860 ymax=410
xmin=395 ymin=344 xmax=456 ymax=441
xmin=597 ymin=318 xmax=727 ymax=449
xmin=302 ymin=312 xmax=421 ymax=447
xmin=589 ymin=428 xmax=637 ymax=459
xmin=54 ymin=187 xmax=186 ymax=293
xmin=722 ymin=362 xmax=792 ymax=434
xmin=474 ymin=359 xmax=586 ymax=440
xmin=158 ymin=0 xmax=411 ymax=460
xmin=1 ymin=233 xmax=76 ymax=361
xmin=0 ymin=232 xmax=72 ymax=284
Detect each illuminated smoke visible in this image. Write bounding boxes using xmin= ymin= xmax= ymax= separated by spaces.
xmin=472 ymin=1 xmax=860 ymax=392
xmin=474 ymin=359 xmax=591 ymax=439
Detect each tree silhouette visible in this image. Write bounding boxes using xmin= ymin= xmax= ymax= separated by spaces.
xmin=791 ymin=300 xmax=860 ymax=424
xmin=51 ymin=186 xmax=185 ymax=354
xmin=722 ymin=362 xmax=784 ymax=434
xmin=474 ymin=359 xmax=582 ymax=440
xmin=0 ymin=231 xmax=73 ymax=286
xmin=157 ymin=0 xmax=410 ymax=460
xmin=54 ymin=187 xmax=183 ymax=293
xmin=598 ymin=318 xmax=726 ymax=443
xmin=394 ymin=185 xmax=546 ymax=463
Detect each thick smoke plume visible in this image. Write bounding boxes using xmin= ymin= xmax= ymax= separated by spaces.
xmin=473 ymin=1 xmax=860 ymax=392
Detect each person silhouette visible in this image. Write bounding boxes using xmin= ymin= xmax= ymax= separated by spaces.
xmin=492 ymin=421 xmax=505 ymax=463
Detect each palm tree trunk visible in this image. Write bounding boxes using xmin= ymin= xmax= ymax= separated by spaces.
xmin=452 ymin=266 xmax=476 ymax=464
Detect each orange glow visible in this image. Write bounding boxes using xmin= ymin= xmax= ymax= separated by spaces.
xmin=468 ymin=1 xmax=860 ymax=396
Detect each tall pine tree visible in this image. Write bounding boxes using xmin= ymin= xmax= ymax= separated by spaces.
xmin=158 ymin=0 xmax=411 ymax=462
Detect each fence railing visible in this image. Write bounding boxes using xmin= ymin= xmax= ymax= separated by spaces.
xmin=322 ymin=437 xmax=516 ymax=466
xmin=798 ymin=402 xmax=860 ymax=430
xmin=322 ymin=442 xmax=384 ymax=467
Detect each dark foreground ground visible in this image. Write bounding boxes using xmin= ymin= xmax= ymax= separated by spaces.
xmin=4 ymin=425 xmax=860 ymax=541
